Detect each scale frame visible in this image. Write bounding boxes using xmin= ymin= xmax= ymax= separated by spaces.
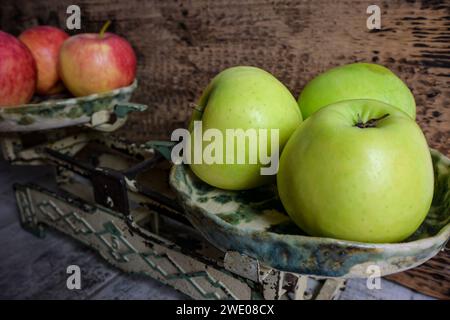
xmin=1 ymin=129 xmax=346 ymax=300
xmin=1 ymin=82 xmax=447 ymax=299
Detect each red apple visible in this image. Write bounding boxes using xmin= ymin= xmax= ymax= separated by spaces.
xmin=19 ymin=26 xmax=69 ymax=95
xmin=0 ymin=31 xmax=37 ymax=107
xmin=59 ymin=22 xmax=136 ymax=97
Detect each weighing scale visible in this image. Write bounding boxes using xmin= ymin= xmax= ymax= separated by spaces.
xmin=1 ymin=81 xmax=448 ymax=300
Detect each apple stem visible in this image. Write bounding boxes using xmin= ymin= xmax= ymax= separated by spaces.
xmin=355 ymin=113 xmax=389 ymax=128
xmin=99 ymin=20 xmax=111 ymax=38
xmin=356 ymin=113 xmax=363 ymax=125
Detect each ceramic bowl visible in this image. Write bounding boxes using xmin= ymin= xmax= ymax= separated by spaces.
xmin=170 ymin=149 xmax=450 ymax=278
xmin=0 ymin=80 xmax=145 ymax=132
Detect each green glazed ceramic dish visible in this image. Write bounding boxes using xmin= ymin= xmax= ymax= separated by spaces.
xmin=0 ymin=80 xmax=144 ymax=132
xmin=169 ymin=149 xmax=450 ymax=278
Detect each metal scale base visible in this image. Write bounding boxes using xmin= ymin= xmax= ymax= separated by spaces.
xmin=4 ymin=129 xmax=345 ymax=300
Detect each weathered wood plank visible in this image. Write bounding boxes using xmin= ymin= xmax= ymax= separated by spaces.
xmin=0 ymin=180 xmax=433 ymax=300
xmin=386 ymin=246 xmax=450 ymax=300
xmin=1 ymin=0 xmax=448 ymax=154
xmin=89 ymin=273 xmax=188 ymax=300
xmin=0 ymin=159 xmax=54 ymax=228
xmin=340 ymin=278 xmax=435 ymax=300
xmin=0 ymin=223 xmax=119 ymax=299
xmin=0 ymin=221 xmax=436 ymax=300
xmin=0 ymin=165 xmax=53 ymax=197
xmin=0 ymin=194 xmax=19 ymax=229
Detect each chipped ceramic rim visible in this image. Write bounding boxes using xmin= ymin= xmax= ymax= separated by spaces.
xmin=0 ymin=80 xmax=137 ymax=114
xmin=172 ymin=170 xmax=450 ymax=249
xmin=171 ymin=149 xmax=450 ymax=249
xmin=0 ymin=80 xmax=139 ymax=132
xmin=169 ymin=149 xmax=450 ymax=277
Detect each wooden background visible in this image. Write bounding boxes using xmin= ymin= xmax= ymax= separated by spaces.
xmin=1 ymin=0 xmax=449 ymax=299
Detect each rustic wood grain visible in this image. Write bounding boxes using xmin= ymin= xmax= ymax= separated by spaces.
xmin=0 ymin=156 xmax=53 ymax=228
xmin=386 ymin=244 xmax=450 ymax=300
xmin=0 ymin=222 xmax=119 ymax=299
xmin=340 ymin=278 xmax=435 ymax=300
xmin=89 ymin=273 xmax=188 ymax=300
xmin=1 ymin=0 xmax=448 ymax=153
xmin=1 ymin=0 xmax=449 ymax=299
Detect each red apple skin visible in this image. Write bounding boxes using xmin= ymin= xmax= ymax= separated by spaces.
xmin=59 ymin=32 xmax=137 ymax=97
xmin=19 ymin=26 xmax=69 ymax=95
xmin=0 ymin=31 xmax=37 ymax=107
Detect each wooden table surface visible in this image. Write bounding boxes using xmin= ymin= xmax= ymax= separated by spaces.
xmin=0 ymin=159 xmax=435 ymax=300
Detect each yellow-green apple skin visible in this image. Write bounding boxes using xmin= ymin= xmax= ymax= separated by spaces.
xmin=298 ymin=63 xmax=416 ymax=119
xmin=277 ymin=99 xmax=433 ymax=243
xmin=189 ymin=66 xmax=302 ymax=190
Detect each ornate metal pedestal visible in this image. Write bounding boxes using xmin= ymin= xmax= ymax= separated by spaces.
xmin=3 ymin=130 xmax=345 ymax=300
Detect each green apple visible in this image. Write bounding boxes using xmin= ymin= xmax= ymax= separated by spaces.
xmin=277 ymin=99 xmax=433 ymax=243
xmin=189 ymin=66 xmax=302 ymax=190
xmin=298 ymin=63 xmax=416 ymax=119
